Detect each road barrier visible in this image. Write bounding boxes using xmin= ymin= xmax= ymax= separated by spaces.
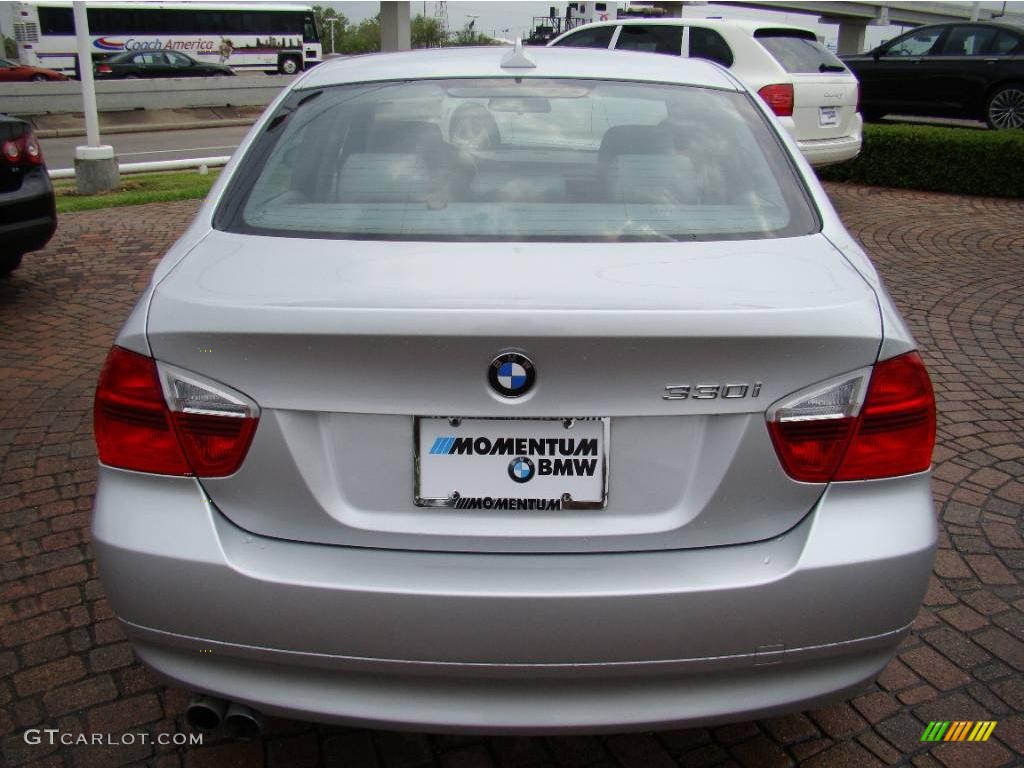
xmin=35 ymin=117 xmax=257 ymax=139
xmin=49 ymin=155 xmax=232 ymax=179
xmin=1 ymin=76 xmax=293 ymax=116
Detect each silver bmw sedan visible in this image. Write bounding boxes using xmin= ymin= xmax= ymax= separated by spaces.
xmin=92 ymin=44 xmax=937 ymax=735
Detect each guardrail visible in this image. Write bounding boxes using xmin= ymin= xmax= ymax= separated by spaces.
xmin=1 ymin=75 xmax=293 ymax=115
xmin=48 ymin=155 xmax=231 ymax=180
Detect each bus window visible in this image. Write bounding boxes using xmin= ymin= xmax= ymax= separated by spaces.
xmin=39 ymin=7 xmax=74 ymax=35
xmin=304 ymin=14 xmax=319 ymax=43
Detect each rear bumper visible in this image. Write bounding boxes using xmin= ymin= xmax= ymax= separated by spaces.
xmin=778 ymin=112 xmax=863 ymax=167
xmin=798 ymin=127 xmax=863 ymax=168
xmin=128 ymin=624 xmax=907 ymax=733
xmin=93 ymin=468 xmax=935 ymax=733
xmin=0 ymin=169 xmax=57 ymax=255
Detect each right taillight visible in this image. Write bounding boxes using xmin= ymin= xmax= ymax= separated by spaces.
xmin=757 ymin=83 xmax=794 ymax=117
xmin=768 ymin=352 xmax=935 ymax=483
xmin=23 ymin=133 xmax=43 ymax=164
xmin=95 ymin=347 xmax=259 ymax=477
xmin=96 ymin=64 xmax=112 ymax=73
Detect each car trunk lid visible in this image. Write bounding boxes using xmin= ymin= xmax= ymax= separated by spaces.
xmin=789 ymin=74 xmax=859 ymax=141
xmin=146 ymin=230 xmax=882 ymax=553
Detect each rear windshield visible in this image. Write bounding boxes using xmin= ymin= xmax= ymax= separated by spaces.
xmin=216 ymin=78 xmax=818 ymax=242
xmin=755 ymin=29 xmax=848 ymax=73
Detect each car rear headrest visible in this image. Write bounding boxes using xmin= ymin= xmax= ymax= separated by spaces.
xmin=367 ymin=121 xmax=446 ymax=155
xmin=598 ymin=125 xmax=673 ymax=161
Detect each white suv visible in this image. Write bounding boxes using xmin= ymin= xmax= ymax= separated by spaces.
xmin=550 ymin=18 xmax=862 ymax=167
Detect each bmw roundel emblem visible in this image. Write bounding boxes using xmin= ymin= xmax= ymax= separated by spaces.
xmin=488 ymin=352 xmax=536 ymax=398
xmin=508 ymin=456 xmax=535 ymax=483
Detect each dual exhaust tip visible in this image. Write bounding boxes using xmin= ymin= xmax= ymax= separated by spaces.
xmin=185 ymin=695 xmax=263 ymax=740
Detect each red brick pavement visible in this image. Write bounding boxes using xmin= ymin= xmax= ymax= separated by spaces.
xmin=1 ymin=185 xmax=1022 ymax=767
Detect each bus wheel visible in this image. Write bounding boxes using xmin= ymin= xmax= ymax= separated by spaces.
xmin=279 ymin=57 xmax=300 ymax=75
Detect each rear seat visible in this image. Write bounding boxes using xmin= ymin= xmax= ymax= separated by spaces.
xmin=607 ymin=155 xmax=700 ymax=205
xmin=335 ymin=120 xmax=448 ymax=204
xmin=335 ymin=154 xmax=434 ymax=204
xmin=598 ymin=124 xmax=702 ymax=205
xmin=469 ymin=171 xmax=567 ymax=203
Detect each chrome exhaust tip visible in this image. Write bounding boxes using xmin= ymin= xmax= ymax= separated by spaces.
xmin=185 ymin=695 xmax=227 ymax=732
xmin=222 ymin=701 xmax=264 ymax=741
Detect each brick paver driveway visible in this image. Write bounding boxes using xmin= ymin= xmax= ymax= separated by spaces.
xmin=1 ymin=184 xmax=1022 ymax=768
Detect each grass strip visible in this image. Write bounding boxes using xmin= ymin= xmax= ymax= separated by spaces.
xmin=54 ymin=169 xmax=221 ymax=213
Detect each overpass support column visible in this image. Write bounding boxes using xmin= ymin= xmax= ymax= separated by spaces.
xmin=380 ymin=2 xmax=411 ymax=52
xmin=836 ymin=20 xmax=868 ymax=55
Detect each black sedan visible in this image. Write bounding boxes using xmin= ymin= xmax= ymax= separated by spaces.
xmin=94 ymin=50 xmax=235 ymax=79
xmin=842 ymin=21 xmax=1024 ymax=129
xmin=0 ymin=114 xmax=56 ymax=276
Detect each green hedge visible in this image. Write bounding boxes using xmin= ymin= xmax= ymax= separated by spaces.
xmin=818 ymin=123 xmax=1024 ymax=198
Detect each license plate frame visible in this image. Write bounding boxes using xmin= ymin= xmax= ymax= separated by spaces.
xmin=414 ymin=417 xmax=609 ymax=510
xmin=818 ymin=106 xmax=839 ymax=127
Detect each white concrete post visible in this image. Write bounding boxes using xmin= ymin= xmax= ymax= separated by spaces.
xmin=380 ymin=2 xmax=411 ymax=52
xmin=72 ymin=1 xmax=118 ymax=193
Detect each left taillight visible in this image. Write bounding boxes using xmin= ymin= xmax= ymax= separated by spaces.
xmin=94 ymin=346 xmax=259 ymax=477
xmin=757 ymin=83 xmax=795 ymax=118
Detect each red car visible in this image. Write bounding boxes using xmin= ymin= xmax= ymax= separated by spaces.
xmin=0 ymin=57 xmax=67 ymax=82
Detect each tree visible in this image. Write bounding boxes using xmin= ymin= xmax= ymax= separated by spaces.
xmin=312 ymin=5 xmax=348 ymax=54
xmin=448 ymin=24 xmax=498 ymax=47
xmin=339 ymin=16 xmax=381 ymax=54
xmin=1 ymin=33 xmax=17 ymax=59
xmin=411 ymin=14 xmax=445 ymax=48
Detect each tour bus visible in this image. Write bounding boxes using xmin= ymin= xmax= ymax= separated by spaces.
xmin=10 ymin=1 xmax=322 ymax=76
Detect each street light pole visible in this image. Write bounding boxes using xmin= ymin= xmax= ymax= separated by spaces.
xmin=325 ymin=17 xmax=339 ymax=54
xmin=72 ymin=1 xmax=118 ymax=193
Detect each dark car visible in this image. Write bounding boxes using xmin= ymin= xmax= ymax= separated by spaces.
xmin=843 ymin=21 xmax=1024 ymax=129
xmin=94 ymin=50 xmax=235 ymax=79
xmin=0 ymin=57 xmax=67 ymax=82
xmin=0 ymin=115 xmax=56 ymax=276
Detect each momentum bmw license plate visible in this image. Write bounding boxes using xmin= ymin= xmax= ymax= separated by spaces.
xmin=416 ymin=417 xmax=608 ymax=510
